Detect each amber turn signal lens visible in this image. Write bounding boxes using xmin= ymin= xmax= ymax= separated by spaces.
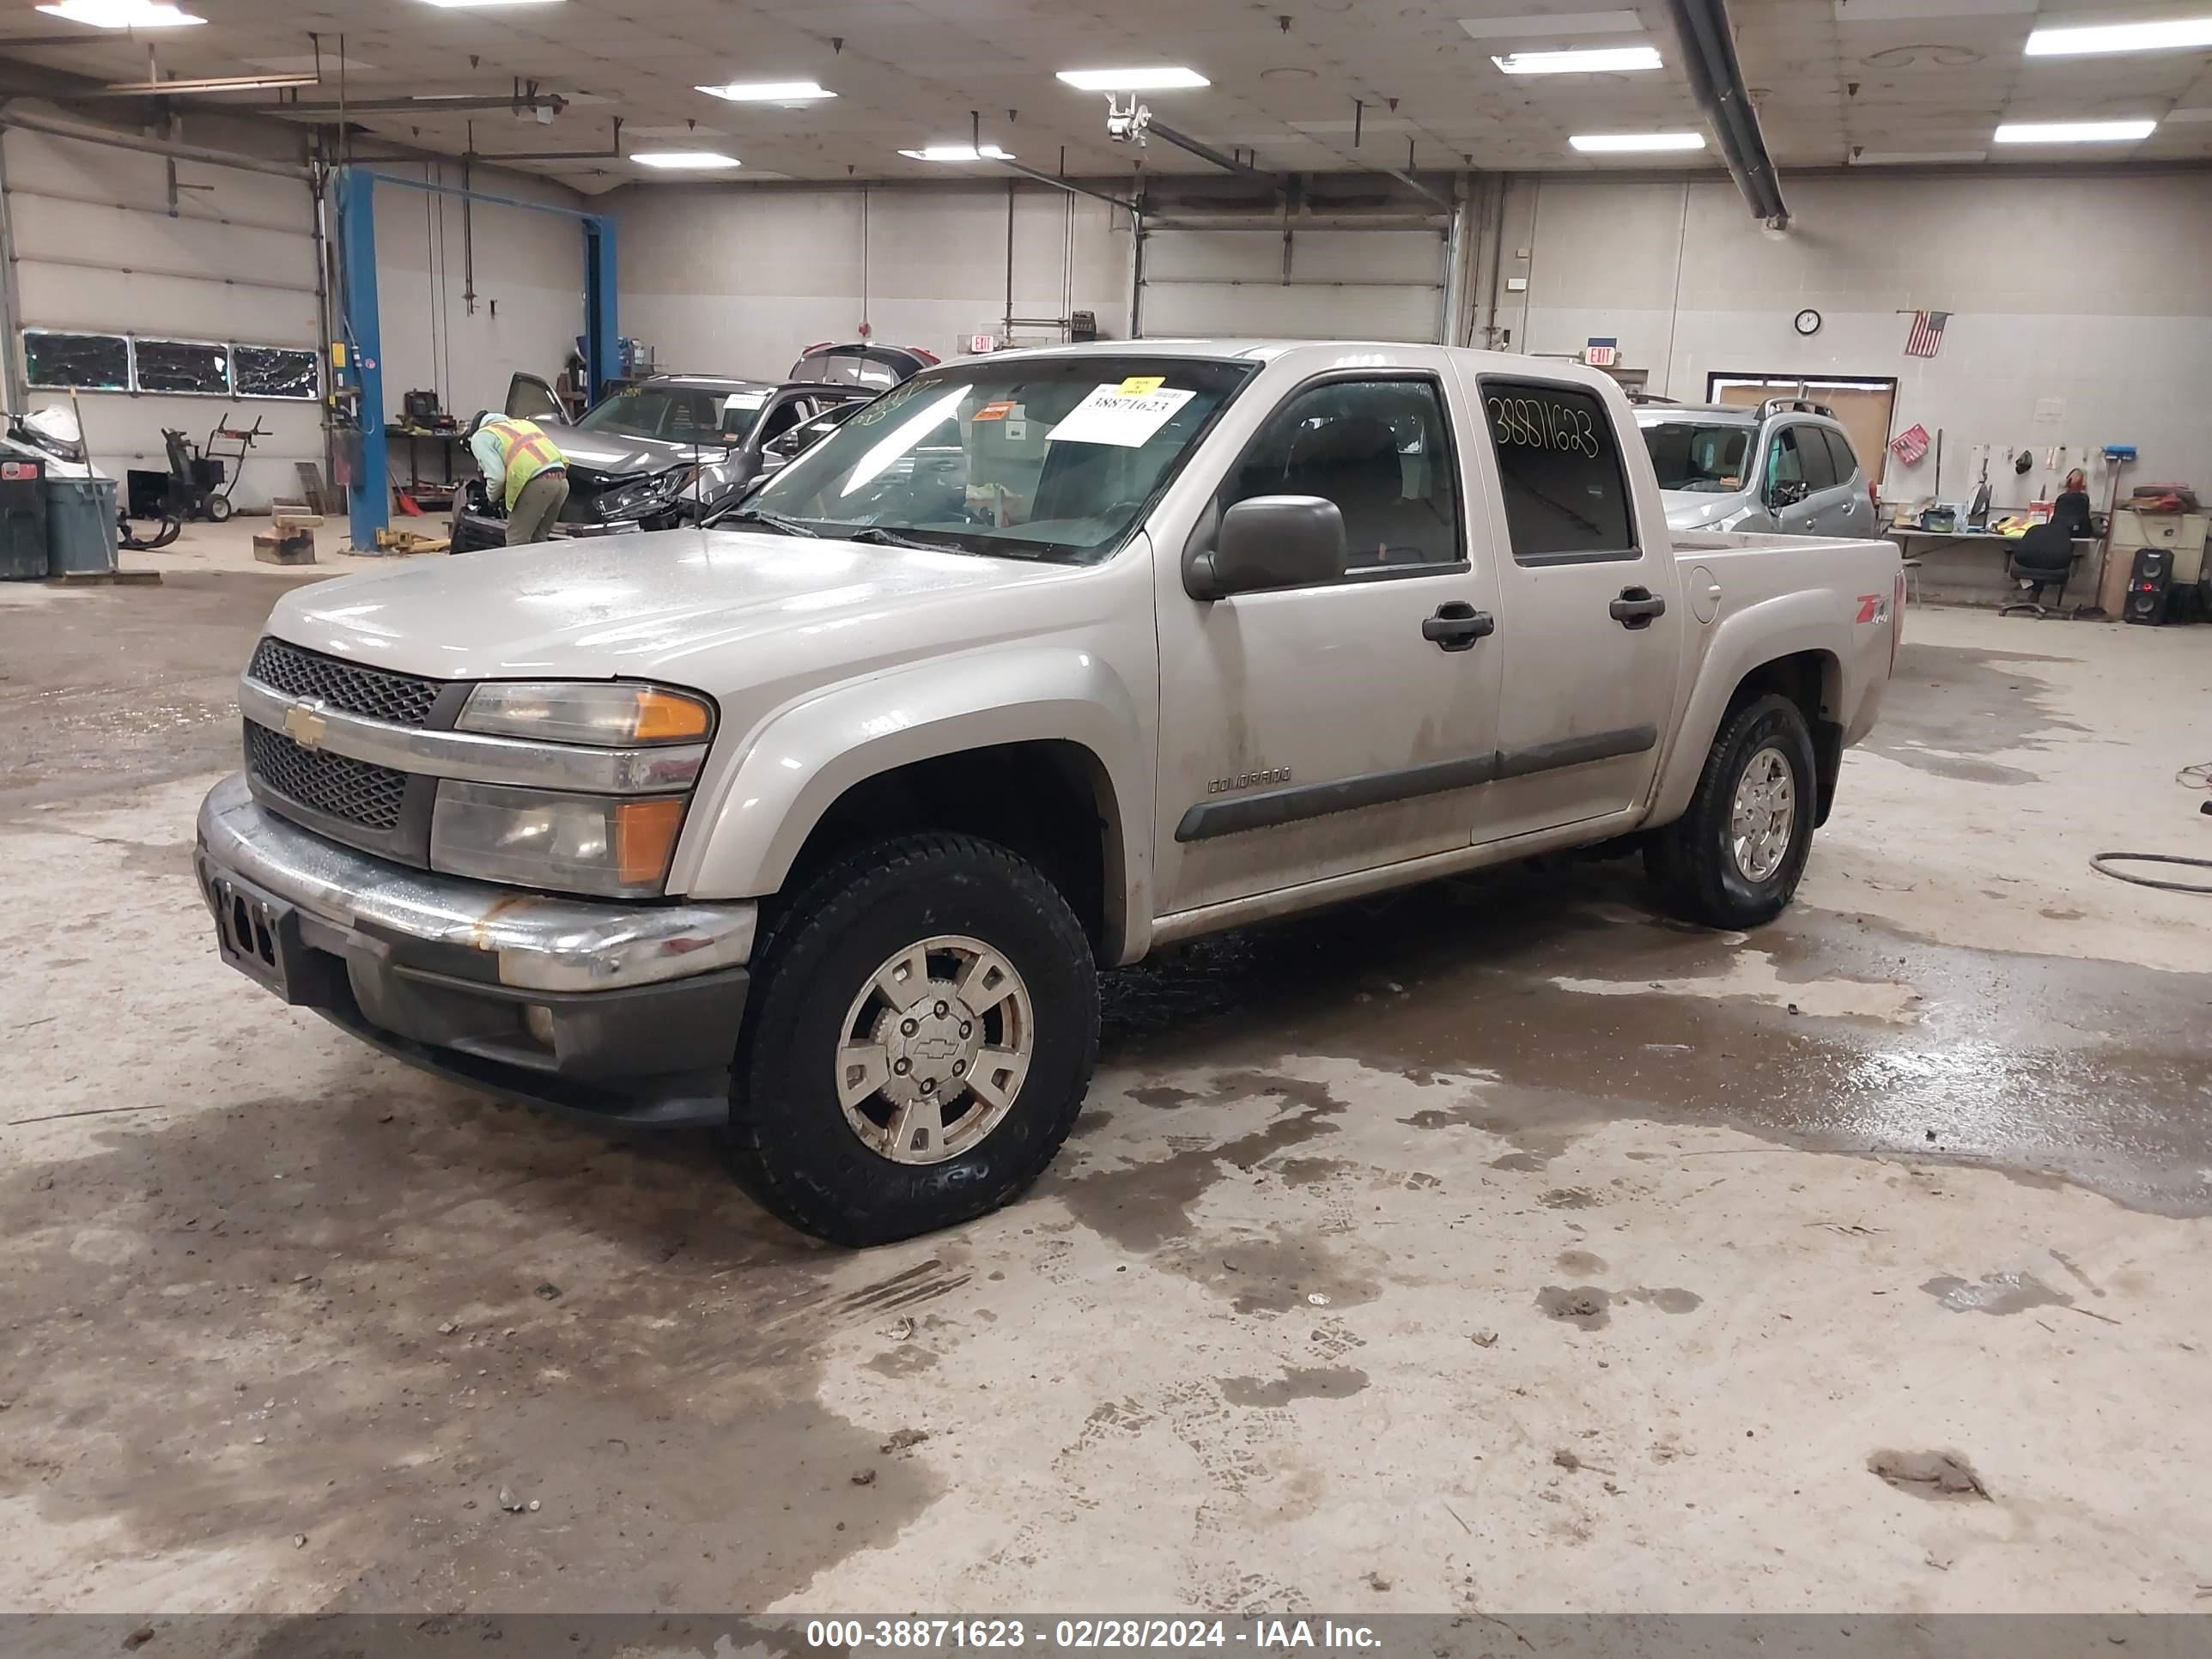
xmin=614 ymin=797 xmax=687 ymax=886
xmin=633 ymin=688 xmax=712 ymax=743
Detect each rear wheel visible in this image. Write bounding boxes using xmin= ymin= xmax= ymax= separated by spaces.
xmin=206 ymin=495 xmax=233 ymax=524
xmin=727 ymin=832 xmax=1099 ymax=1246
xmin=1646 ymin=692 xmax=1818 ymax=928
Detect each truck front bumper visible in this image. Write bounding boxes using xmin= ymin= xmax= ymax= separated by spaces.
xmin=193 ymin=773 xmax=754 ymax=1127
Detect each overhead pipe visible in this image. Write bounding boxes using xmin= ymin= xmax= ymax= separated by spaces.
xmin=994 ymin=157 xmax=1141 ymax=215
xmin=1664 ymin=0 xmax=1788 ymax=228
xmin=248 ymin=93 xmax=567 ymax=116
xmin=461 ymin=118 xmax=623 ymax=164
xmin=0 ymin=109 xmax=312 ymax=181
xmin=1145 ymin=118 xmax=1279 ymax=187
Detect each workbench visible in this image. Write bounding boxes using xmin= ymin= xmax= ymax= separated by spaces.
xmin=1885 ymin=527 xmax=2102 ymax=610
xmin=386 ymin=422 xmax=470 ymax=513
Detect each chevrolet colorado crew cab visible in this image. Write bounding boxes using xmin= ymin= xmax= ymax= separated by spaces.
xmin=196 ymin=342 xmax=1902 ymax=1246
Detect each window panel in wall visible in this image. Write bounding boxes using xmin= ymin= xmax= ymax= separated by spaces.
xmin=233 ymin=345 xmax=320 ymax=401
xmin=22 ymin=330 xmax=131 ymax=391
xmin=133 ymin=339 xmax=232 ymax=396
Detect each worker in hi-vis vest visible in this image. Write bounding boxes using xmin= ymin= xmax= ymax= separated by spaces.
xmin=466 ymin=410 xmax=569 ymax=546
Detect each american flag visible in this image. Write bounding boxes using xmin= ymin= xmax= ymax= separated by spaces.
xmin=1905 ymin=310 xmax=1950 ymax=358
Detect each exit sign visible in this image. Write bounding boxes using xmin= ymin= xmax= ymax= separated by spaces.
xmin=968 ymin=333 xmax=1000 ymax=355
xmin=1583 ymin=339 xmax=1620 ymax=368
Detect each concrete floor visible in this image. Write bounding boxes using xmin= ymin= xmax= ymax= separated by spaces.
xmin=3 ymin=532 xmax=2211 ymax=1617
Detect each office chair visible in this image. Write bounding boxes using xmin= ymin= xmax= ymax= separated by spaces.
xmin=2000 ymin=521 xmax=2077 ymax=618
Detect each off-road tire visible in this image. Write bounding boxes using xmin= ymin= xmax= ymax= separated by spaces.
xmin=1646 ymin=692 xmax=1818 ymax=929
xmin=727 ymin=832 xmax=1099 ymax=1246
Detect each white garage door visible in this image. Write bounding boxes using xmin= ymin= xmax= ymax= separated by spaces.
xmin=1138 ymin=224 xmax=1449 ymax=343
xmin=1 ymin=126 xmax=323 ymax=512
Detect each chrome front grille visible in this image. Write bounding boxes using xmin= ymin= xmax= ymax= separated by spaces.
xmin=245 ymin=723 xmax=409 ymax=833
xmin=246 ymin=638 xmax=441 ymax=728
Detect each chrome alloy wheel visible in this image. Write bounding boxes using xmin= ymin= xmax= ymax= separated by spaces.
xmin=835 ymin=935 xmax=1034 ymax=1164
xmin=1729 ymin=744 xmax=1796 ymax=883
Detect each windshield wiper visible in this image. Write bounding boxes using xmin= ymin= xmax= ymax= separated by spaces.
xmin=843 ymin=526 xmax=948 ymax=550
xmin=717 ymin=508 xmax=821 ymax=538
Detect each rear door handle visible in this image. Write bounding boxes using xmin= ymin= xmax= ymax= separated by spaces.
xmin=1423 ymin=601 xmax=1496 ymax=652
xmin=1609 ymin=587 xmax=1667 ymax=629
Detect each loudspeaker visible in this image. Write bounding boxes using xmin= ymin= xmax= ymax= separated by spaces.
xmin=2124 ymin=546 xmax=2174 ymax=625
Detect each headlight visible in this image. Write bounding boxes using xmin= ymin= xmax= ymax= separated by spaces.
xmin=596 ymin=466 xmax=698 ymax=521
xmin=458 ymin=682 xmax=713 ymax=746
xmin=431 ymin=782 xmax=687 ymax=897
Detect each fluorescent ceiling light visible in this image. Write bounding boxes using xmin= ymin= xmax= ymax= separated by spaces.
xmin=1571 ymin=131 xmax=1706 ymax=152
xmin=2026 ymin=17 xmax=2212 ymax=57
xmin=1459 ymin=9 xmax=1639 ymax=40
xmin=898 ymin=143 xmax=1013 ymax=161
xmin=1493 ymin=45 xmax=1661 ymax=73
xmin=1993 ymin=119 xmax=2157 ymax=144
xmin=1832 ymin=0 xmax=2033 ymax=20
xmin=35 ymin=0 xmax=204 ymax=24
xmin=632 ymin=150 xmax=742 ymax=169
xmin=104 ymin=71 xmax=320 ymax=92
xmin=1850 ymin=149 xmax=1990 ymax=164
xmin=1055 ymin=66 xmax=1210 ymax=91
xmin=696 ymin=80 xmax=836 ymax=102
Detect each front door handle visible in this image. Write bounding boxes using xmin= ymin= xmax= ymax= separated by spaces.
xmin=1609 ymin=587 xmax=1667 ymax=629
xmin=1422 ymin=601 xmax=1496 ymax=652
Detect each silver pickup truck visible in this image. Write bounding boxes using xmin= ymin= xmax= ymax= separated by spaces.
xmin=196 ymin=342 xmax=1902 ymax=1245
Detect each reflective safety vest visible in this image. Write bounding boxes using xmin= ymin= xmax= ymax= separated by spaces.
xmin=484 ymin=417 xmax=564 ymax=511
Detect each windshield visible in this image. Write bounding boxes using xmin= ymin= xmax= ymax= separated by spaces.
xmin=578 ymin=382 xmax=772 ymax=444
xmin=735 ymin=356 xmax=1257 ymax=563
xmin=1642 ymin=421 xmax=1754 ymax=494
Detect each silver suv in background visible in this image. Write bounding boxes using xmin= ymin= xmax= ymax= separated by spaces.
xmin=1636 ymin=398 xmax=1878 ymax=539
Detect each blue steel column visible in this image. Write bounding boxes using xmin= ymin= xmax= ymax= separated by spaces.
xmin=584 ymin=214 xmax=618 ymax=400
xmin=338 ymin=166 xmax=388 ymax=550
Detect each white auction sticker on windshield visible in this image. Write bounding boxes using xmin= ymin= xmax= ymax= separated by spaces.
xmin=1045 ymin=383 xmax=1195 ymax=448
xmin=723 ymin=392 xmax=769 ymax=412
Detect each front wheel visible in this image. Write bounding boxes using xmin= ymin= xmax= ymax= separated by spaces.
xmin=727 ymin=832 xmax=1099 ymax=1246
xmin=1646 ymin=692 xmax=1818 ymax=929
xmin=205 ymin=495 xmax=233 ymax=524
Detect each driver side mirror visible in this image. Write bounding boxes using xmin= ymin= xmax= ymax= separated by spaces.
xmin=1186 ymin=495 xmax=1349 ymax=600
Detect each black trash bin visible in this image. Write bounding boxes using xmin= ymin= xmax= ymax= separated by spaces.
xmin=0 ymin=453 xmax=47 ymax=580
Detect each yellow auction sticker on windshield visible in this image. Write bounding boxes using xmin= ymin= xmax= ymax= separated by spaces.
xmin=1117 ymin=375 xmax=1166 ymax=395
xmin=1047 ymin=382 xmax=1194 ymax=448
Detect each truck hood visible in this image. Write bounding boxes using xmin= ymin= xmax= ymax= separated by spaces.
xmin=265 ymin=528 xmax=1084 ymax=687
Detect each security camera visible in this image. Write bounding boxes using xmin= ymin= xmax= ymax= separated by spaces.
xmin=1105 ymin=93 xmax=1150 ymax=146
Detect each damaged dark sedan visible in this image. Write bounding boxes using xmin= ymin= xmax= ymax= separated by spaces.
xmin=450 ymin=370 xmax=874 ymax=552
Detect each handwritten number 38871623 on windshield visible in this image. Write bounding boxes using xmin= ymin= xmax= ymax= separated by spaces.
xmin=1488 ymin=395 xmax=1603 ymax=460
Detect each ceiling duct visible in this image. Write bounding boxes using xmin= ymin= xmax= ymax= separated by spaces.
xmin=1663 ymin=0 xmax=1789 ymax=228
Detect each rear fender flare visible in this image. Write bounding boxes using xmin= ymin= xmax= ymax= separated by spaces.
xmin=1648 ymin=591 xmax=1850 ymax=827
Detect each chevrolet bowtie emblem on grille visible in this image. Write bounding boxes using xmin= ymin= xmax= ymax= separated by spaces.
xmin=283 ymin=702 xmax=330 ymax=748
